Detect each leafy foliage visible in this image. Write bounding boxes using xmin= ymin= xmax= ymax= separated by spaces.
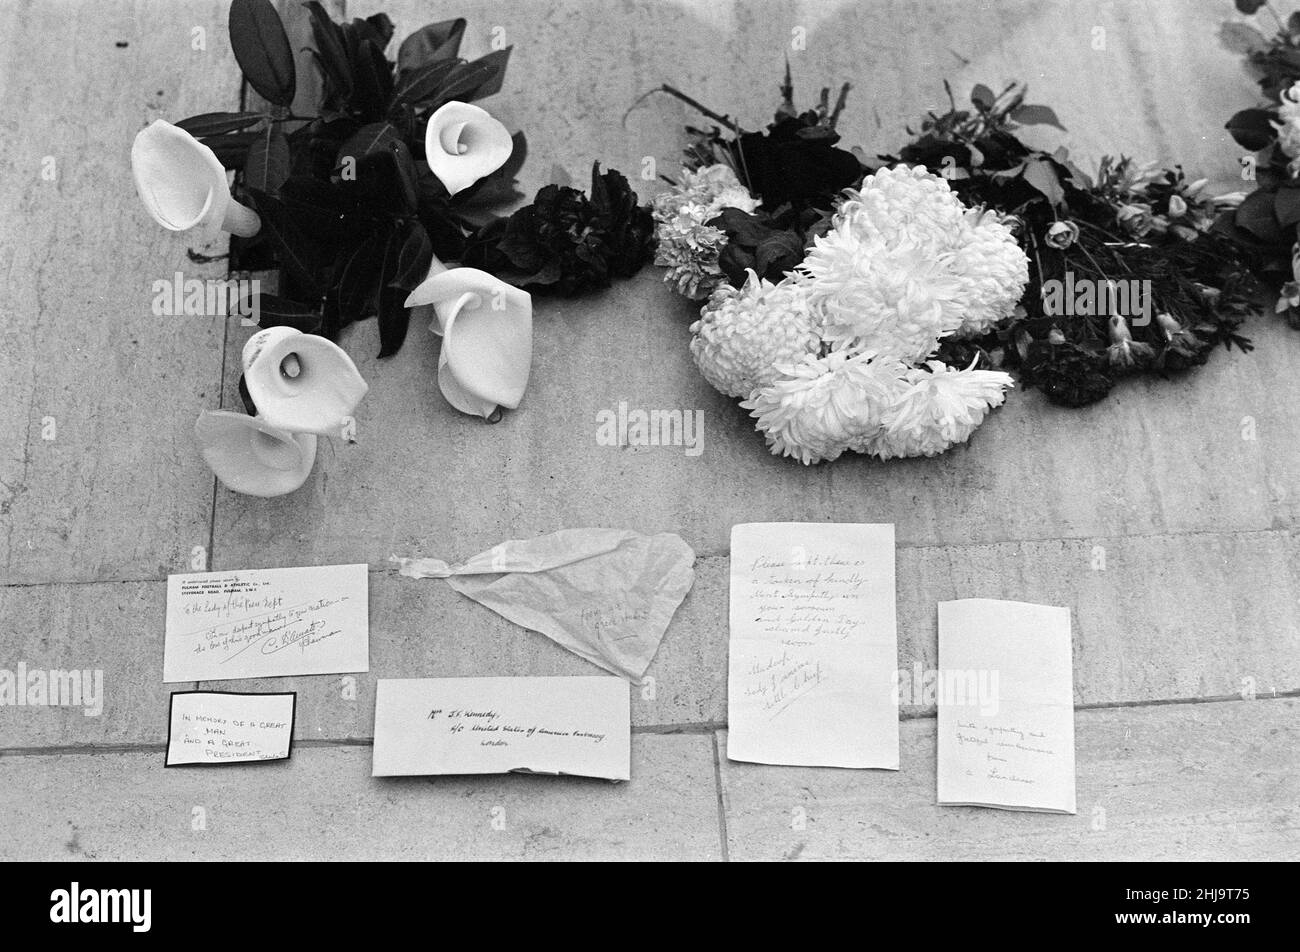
xmin=879 ymin=81 xmax=1255 ymax=406
xmin=182 ymin=0 xmax=652 ymax=358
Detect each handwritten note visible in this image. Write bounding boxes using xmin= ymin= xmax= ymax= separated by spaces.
xmin=165 ymin=691 xmax=295 ymax=766
xmin=937 ymin=599 xmax=1076 ymax=813
xmin=163 ymin=564 xmax=369 ymax=682
xmin=372 ymin=676 xmax=630 ymax=781
xmin=727 ymin=523 xmax=898 ymax=769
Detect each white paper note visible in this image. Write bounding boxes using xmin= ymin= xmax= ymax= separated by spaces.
xmin=727 ymin=523 xmax=898 ymax=769
xmin=163 ymin=564 xmax=369 ymax=682
xmin=937 ymin=599 xmax=1076 ymax=813
xmin=165 ymin=691 xmax=295 ymax=766
xmin=372 ymin=676 xmax=630 ymax=781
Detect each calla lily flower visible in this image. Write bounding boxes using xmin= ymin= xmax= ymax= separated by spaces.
xmin=194 ymin=410 xmax=316 ymax=498
xmin=405 ymin=261 xmax=533 ymax=419
xmin=241 ymin=327 xmax=369 ymax=437
xmin=131 ymin=119 xmax=261 ymax=236
xmin=424 ymin=101 xmax=513 ymax=197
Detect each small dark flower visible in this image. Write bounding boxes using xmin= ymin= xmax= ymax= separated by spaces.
xmin=470 ymin=163 xmax=654 ymax=296
xmin=1022 ymin=340 xmax=1114 ymax=407
xmin=732 ymin=115 xmax=862 ymax=211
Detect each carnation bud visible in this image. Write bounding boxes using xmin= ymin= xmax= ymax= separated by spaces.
xmin=1167 ymin=194 xmax=1188 ymax=217
xmin=1047 ymin=327 xmax=1067 ymax=345
xmin=1107 ymin=313 xmax=1134 ymax=345
xmin=1116 ymin=203 xmax=1154 ymax=237
xmin=1154 ymin=312 xmax=1181 ymax=339
xmin=1044 ymin=220 xmax=1079 ymax=249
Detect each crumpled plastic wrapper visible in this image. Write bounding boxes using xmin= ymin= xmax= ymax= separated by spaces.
xmin=390 ymin=528 xmax=696 ymax=683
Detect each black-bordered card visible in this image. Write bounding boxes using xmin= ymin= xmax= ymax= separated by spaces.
xmin=164 ymin=690 xmax=297 ymax=767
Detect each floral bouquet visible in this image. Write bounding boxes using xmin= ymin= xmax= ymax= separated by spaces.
xmin=650 ymin=68 xmax=1256 ymax=465
xmin=669 ymin=164 xmax=1026 ymax=464
xmin=131 ymin=0 xmax=654 ymax=495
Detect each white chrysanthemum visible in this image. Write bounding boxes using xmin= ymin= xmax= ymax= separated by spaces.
xmin=797 ymin=165 xmax=1028 ymax=354
xmin=741 ymin=351 xmax=909 ymax=465
xmin=689 ymin=272 xmax=820 ymax=398
xmin=654 ymin=165 xmax=761 ymax=299
xmin=653 ymin=164 xmax=760 ymax=219
xmin=654 ymin=204 xmax=729 ymax=298
xmin=1274 ymin=81 xmax=1300 ymax=160
xmin=948 ymin=207 xmax=1029 ymax=337
xmin=861 ymin=360 xmax=1014 ymax=460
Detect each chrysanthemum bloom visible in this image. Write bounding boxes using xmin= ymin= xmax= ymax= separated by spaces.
xmin=653 ymin=165 xmax=761 ymax=299
xmin=741 ymin=351 xmax=909 ymax=464
xmin=862 ymin=360 xmax=1014 ymax=460
xmin=798 ymin=165 xmax=1027 ymax=355
xmin=688 ymin=271 xmax=820 ymax=398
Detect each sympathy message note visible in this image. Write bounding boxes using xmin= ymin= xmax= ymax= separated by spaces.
xmin=937 ymin=599 xmax=1076 ymax=813
xmin=163 ymin=564 xmax=369 ymax=682
xmin=371 ymin=676 xmax=630 ymax=781
xmin=165 ymin=691 xmax=295 ymax=766
xmin=727 ymin=523 xmax=898 ymax=769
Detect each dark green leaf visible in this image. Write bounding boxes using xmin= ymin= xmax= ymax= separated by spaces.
xmin=390 ymin=222 xmax=433 ymax=290
xmin=176 ymin=111 xmax=266 ymax=136
xmin=1226 ymin=108 xmax=1278 ymax=151
xmin=245 ymin=125 xmax=291 ymax=194
xmin=1277 ymin=187 xmax=1300 ymax=228
xmin=970 ymin=84 xmax=995 ymax=110
xmin=336 ymin=121 xmax=401 ymax=167
xmin=377 ymin=286 xmax=411 ymax=357
xmin=247 ymin=188 xmax=328 ymax=298
xmin=397 ymin=18 xmax=466 ymax=71
xmin=1021 ymin=157 xmax=1065 ymax=206
xmin=304 ymin=1 xmax=352 ymax=100
xmin=205 ymin=131 xmax=261 ymax=169
xmin=228 ymin=0 xmax=296 ymax=106
xmin=431 ymin=54 xmax=505 ymax=108
xmin=458 ymin=47 xmax=511 ymax=101
xmin=1011 ymin=103 xmax=1067 ymax=131
xmin=391 ymin=58 xmax=461 ymax=106
xmin=1234 ymin=0 xmax=1266 ymax=13
xmin=1237 ymin=187 xmax=1285 ymax=242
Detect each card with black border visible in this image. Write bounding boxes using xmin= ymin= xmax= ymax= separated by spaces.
xmin=164 ymin=690 xmax=297 ymax=767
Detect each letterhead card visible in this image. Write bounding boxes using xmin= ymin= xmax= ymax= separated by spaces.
xmin=165 ymin=691 xmax=296 ymax=766
xmin=372 ymin=676 xmax=630 ymax=781
xmin=727 ymin=523 xmax=899 ymax=769
xmin=164 ymin=564 xmax=369 ymax=682
xmin=937 ymin=599 xmax=1076 ymax=813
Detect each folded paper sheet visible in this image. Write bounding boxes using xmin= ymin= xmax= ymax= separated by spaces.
xmin=937 ymin=599 xmax=1077 ymax=814
xmin=391 ymin=529 xmax=695 ymax=682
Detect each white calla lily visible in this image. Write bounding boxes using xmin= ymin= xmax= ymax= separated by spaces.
xmin=424 ymin=101 xmax=513 ymax=196
xmin=405 ymin=261 xmax=533 ymax=418
xmin=131 ymin=119 xmax=261 ymax=236
xmin=195 ymin=410 xmax=316 ymax=498
xmin=241 ymin=326 xmax=369 ymax=436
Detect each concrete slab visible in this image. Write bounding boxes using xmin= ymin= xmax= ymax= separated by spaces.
xmin=718 ymin=697 xmax=1300 ymax=861
xmin=0 ymin=1 xmax=238 ymax=585
xmin=0 ymin=733 xmax=722 ymax=860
